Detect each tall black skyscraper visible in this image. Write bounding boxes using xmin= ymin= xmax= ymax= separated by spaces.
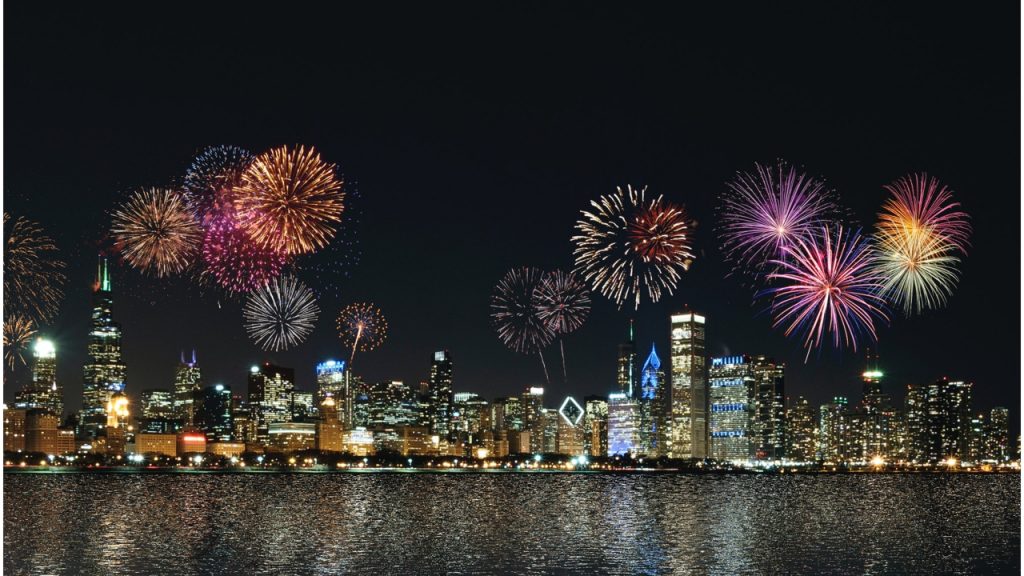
xmin=429 ymin=351 xmax=454 ymax=438
xmin=81 ymin=257 xmax=126 ymax=439
xmin=194 ymin=384 xmax=233 ymax=442
xmin=616 ymin=320 xmax=637 ymax=397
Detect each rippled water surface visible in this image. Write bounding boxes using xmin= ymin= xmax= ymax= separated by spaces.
xmin=4 ymin=472 xmax=1019 ymax=575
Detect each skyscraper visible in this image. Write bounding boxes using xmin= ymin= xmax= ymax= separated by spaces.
xmin=429 ymin=350 xmax=454 ymax=438
xmin=709 ymin=355 xmax=753 ymax=461
xmin=81 ymin=257 xmax=127 ymax=439
xmin=987 ymin=407 xmax=1010 ymax=462
xmin=521 ymin=387 xmax=545 ymax=453
xmin=583 ymin=396 xmax=608 ymax=457
xmin=248 ymin=363 xmax=295 ymax=444
xmin=607 ymin=392 xmax=638 ymax=456
xmin=194 ymin=384 xmax=233 ymax=442
xmin=819 ymin=397 xmax=849 ymax=463
xmin=669 ymin=311 xmax=708 ymax=459
xmin=617 ymin=320 xmax=637 ymax=397
xmin=637 ymin=343 xmax=664 ymax=456
xmin=751 ymin=356 xmax=785 ymax=460
xmin=173 ymin=350 xmax=202 ymax=427
xmin=859 ymin=355 xmax=895 ymax=460
xmin=787 ymin=396 xmax=817 ymax=462
xmin=15 ymin=338 xmax=61 ymax=416
xmin=909 ymin=378 xmax=973 ymax=463
xmin=316 ymin=359 xmax=348 ymax=424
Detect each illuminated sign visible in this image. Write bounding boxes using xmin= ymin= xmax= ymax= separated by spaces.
xmin=712 ymin=356 xmax=745 ymax=366
xmin=558 ymin=396 xmax=584 ymax=426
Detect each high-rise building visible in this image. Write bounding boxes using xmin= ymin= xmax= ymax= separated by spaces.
xmin=367 ymin=381 xmax=419 ymax=427
xmin=429 ymin=351 xmax=454 ymax=438
xmin=316 ymin=360 xmax=348 ymax=424
xmin=453 ymin=392 xmax=488 ymax=435
xmin=617 ymin=320 xmax=637 ymax=397
xmin=787 ymin=396 xmax=817 ymax=462
xmin=908 ymin=378 xmax=973 ymax=463
xmin=316 ymin=396 xmax=344 ymax=452
xmin=141 ymin=389 xmax=174 ymax=419
xmin=669 ymin=311 xmax=708 ymax=459
xmin=556 ymin=396 xmax=585 ymax=455
xmin=637 ymin=343 xmax=665 ymax=456
xmin=3 ymin=407 xmax=27 ymax=452
xmin=709 ymin=355 xmax=753 ymax=461
xmin=751 ymin=356 xmax=785 ymax=460
xmin=819 ymin=397 xmax=849 ymax=463
xmin=904 ymin=383 xmax=928 ymax=462
xmin=583 ymin=396 xmax=608 ymax=457
xmin=25 ymin=409 xmax=60 ymax=454
xmin=495 ymin=396 xmax=524 ymax=432
xmin=987 ymin=407 xmax=1010 ymax=462
xmin=607 ymin=392 xmax=638 ymax=456
xmin=522 ymin=387 xmax=545 ymax=453
xmin=858 ymin=357 xmax=895 ymax=460
xmin=248 ymin=363 xmax=295 ymax=444
xmin=104 ymin=391 xmax=131 ymax=455
xmin=173 ymin=350 xmax=202 ymax=427
xmin=291 ymin=391 xmax=316 ymax=421
xmin=15 ymin=338 xmax=62 ymax=416
xmin=194 ymin=384 xmax=233 ymax=442
xmin=81 ymin=257 xmax=127 ymax=439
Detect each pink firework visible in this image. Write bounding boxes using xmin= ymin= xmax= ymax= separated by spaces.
xmin=201 ymin=215 xmax=288 ymax=294
xmin=719 ymin=161 xmax=839 ymax=273
xmin=765 ymin=226 xmax=888 ymax=360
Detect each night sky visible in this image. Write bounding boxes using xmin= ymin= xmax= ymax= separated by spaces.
xmin=4 ymin=4 xmax=1019 ymax=433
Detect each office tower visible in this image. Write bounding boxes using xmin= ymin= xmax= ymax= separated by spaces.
xmin=637 ymin=343 xmax=664 ymax=456
xmin=539 ymin=409 xmax=559 ymax=453
xmin=669 ymin=311 xmax=708 ymax=459
xmin=987 ymin=407 xmax=1010 ymax=462
xmin=787 ymin=396 xmax=817 ymax=462
xmin=453 ymin=392 xmax=488 ymax=435
xmin=859 ymin=357 xmax=894 ymax=460
xmin=248 ymin=363 xmax=296 ymax=444
xmin=316 ymin=359 xmax=348 ymax=424
xmin=173 ymin=350 xmax=202 ymax=426
xmin=3 ymin=407 xmax=27 ymax=452
xmin=904 ymin=383 xmax=928 ymax=462
xmin=291 ymin=391 xmax=315 ymax=421
xmin=617 ymin=320 xmax=637 ymax=396
xmin=495 ymin=396 xmax=524 ymax=432
xmin=366 ymin=381 xmax=418 ymax=427
xmin=316 ymin=396 xmax=344 ymax=452
xmin=967 ymin=413 xmax=987 ymax=462
xmin=25 ymin=409 xmax=60 ymax=454
xmin=141 ymin=389 xmax=174 ymax=419
xmin=556 ymin=396 xmax=584 ymax=455
xmin=81 ymin=257 xmax=127 ymax=439
xmin=607 ymin=392 xmax=638 ymax=456
xmin=751 ymin=356 xmax=785 ymax=460
xmin=522 ymin=387 xmax=545 ymax=453
xmin=429 ymin=351 xmax=454 ymax=438
xmin=105 ymin=391 xmax=131 ymax=455
xmin=232 ymin=396 xmax=256 ymax=445
xmin=819 ymin=397 xmax=848 ymax=463
xmin=194 ymin=384 xmax=233 ymax=442
xmin=911 ymin=378 xmax=972 ymax=463
xmin=15 ymin=338 xmax=62 ymax=416
xmin=709 ymin=355 xmax=753 ymax=461
xmin=583 ymin=396 xmax=608 ymax=457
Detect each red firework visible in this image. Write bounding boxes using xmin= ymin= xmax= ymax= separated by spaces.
xmin=201 ymin=215 xmax=288 ymax=293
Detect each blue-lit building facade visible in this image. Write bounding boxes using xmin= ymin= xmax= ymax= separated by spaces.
xmin=709 ymin=355 xmax=753 ymax=461
xmin=607 ymin=392 xmax=638 ymax=456
xmin=637 ymin=343 xmax=664 ymax=456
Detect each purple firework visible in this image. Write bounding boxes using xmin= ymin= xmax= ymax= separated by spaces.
xmin=490 ymin=267 xmax=554 ymax=382
xmin=532 ymin=269 xmax=590 ymax=384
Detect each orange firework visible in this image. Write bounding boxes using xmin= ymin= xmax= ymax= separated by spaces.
xmin=234 ymin=145 xmax=345 ymax=256
xmin=111 ymin=188 xmax=202 ymax=277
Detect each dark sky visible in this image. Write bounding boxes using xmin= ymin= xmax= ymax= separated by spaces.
xmin=4 ymin=4 xmax=1020 ymax=433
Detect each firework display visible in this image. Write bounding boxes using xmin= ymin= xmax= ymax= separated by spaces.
xmin=532 ymin=270 xmax=590 ymax=336
xmin=235 ymin=145 xmax=345 ymax=256
xmin=337 ymin=302 xmax=388 ymax=365
xmin=765 ymin=226 xmax=888 ymax=360
xmin=491 ymin=267 xmax=555 ymax=381
xmin=572 ymin=185 xmax=694 ymax=310
xmin=719 ymin=161 xmax=839 ymax=274
xmin=874 ymin=173 xmax=971 ymax=315
xmin=3 ymin=213 xmax=66 ymax=325
xmin=243 ymin=275 xmax=320 ymax=351
xmin=183 ymin=145 xmax=254 ymax=224
xmin=3 ymin=314 xmax=37 ymax=369
xmin=111 ymin=187 xmax=202 ymax=277
xmin=202 ymin=216 xmax=289 ymax=293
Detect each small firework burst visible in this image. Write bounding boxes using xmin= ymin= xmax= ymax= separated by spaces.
xmin=337 ymin=302 xmax=388 ymax=365
xmin=111 ymin=188 xmax=202 ymax=277
xmin=532 ymin=269 xmax=590 ymax=336
xmin=235 ymin=145 xmax=345 ymax=256
xmin=183 ymin=145 xmax=254 ymax=224
xmin=201 ymin=215 xmax=288 ymax=294
xmin=243 ymin=275 xmax=320 ymax=351
xmin=3 ymin=213 xmax=66 ymax=324
xmin=3 ymin=314 xmax=37 ymax=369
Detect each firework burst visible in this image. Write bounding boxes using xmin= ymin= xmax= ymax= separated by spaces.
xmin=243 ymin=275 xmax=320 ymax=351
xmin=3 ymin=213 xmax=66 ymax=324
xmin=3 ymin=314 xmax=37 ymax=369
xmin=111 ymin=188 xmax=202 ymax=277
xmin=532 ymin=269 xmax=590 ymax=383
xmin=572 ymin=185 xmax=694 ymax=309
xmin=337 ymin=302 xmax=388 ymax=365
xmin=718 ymin=161 xmax=840 ymax=274
xmin=491 ymin=267 xmax=554 ymax=381
xmin=235 ymin=145 xmax=345 ymax=256
xmin=874 ymin=173 xmax=971 ymax=315
xmin=201 ymin=215 xmax=288 ymax=293
xmin=765 ymin=226 xmax=888 ymax=360
xmin=183 ymin=145 xmax=254 ymax=224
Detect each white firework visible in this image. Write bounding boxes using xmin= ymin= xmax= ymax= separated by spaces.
xmin=243 ymin=275 xmax=319 ymax=351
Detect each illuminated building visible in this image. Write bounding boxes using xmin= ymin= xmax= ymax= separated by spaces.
xmin=617 ymin=320 xmax=637 ymax=396
xmin=15 ymin=338 xmax=62 ymax=416
xmin=232 ymin=397 xmax=257 ymax=445
xmin=819 ymin=397 xmax=848 ymax=463
xmin=291 ymin=391 xmax=316 ymax=421
xmin=177 ymin=431 xmax=207 ymax=455
xmin=637 ymin=343 xmax=664 ymax=456
xmin=494 ymin=396 xmax=524 ymax=432
xmin=55 ymin=428 xmax=77 ymax=455
xmin=912 ymin=378 xmax=973 ymax=463
xmin=316 ymin=360 xmax=348 ymax=425
xmin=709 ymin=355 xmax=753 ymax=461
xmin=173 ymin=350 xmax=202 ymax=427
xmin=316 ymin=397 xmax=344 ymax=452
xmin=787 ymin=396 xmax=817 ymax=462
xmin=508 ymin=430 xmax=531 ymax=454
xmin=669 ymin=311 xmax=708 ymax=459
xmin=540 ymin=409 xmax=559 ymax=453
xmin=137 ymin=433 xmax=178 ymax=457
xmin=429 ymin=350 xmax=454 ymax=438
xmin=25 ymin=409 xmax=59 ymax=454
xmin=268 ymin=422 xmax=316 ymax=452
xmin=367 ymin=381 xmax=419 ymax=427
xmin=522 ymin=387 xmax=545 ymax=453
xmin=105 ymin=391 xmax=131 ymax=455
xmin=904 ymin=383 xmax=928 ymax=462
xmin=384 ymin=426 xmax=433 ymax=456
xmin=607 ymin=392 xmax=638 ymax=456
xmin=751 ymin=356 xmax=785 ymax=460
xmin=195 ymin=384 xmax=233 ymax=442
xmin=987 ymin=407 xmax=1010 ymax=462
xmin=208 ymin=442 xmax=245 ymax=458
xmin=248 ymin=363 xmax=295 ymax=444
xmin=453 ymin=392 xmax=488 ymax=435
xmin=341 ymin=427 xmax=376 ymax=456
xmin=3 ymin=407 xmax=27 ymax=452
xmin=583 ymin=396 xmax=608 ymax=457
xmin=141 ymin=389 xmax=174 ymax=419
xmin=967 ymin=413 xmax=987 ymax=462
xmin=556 ymin=397 xmax=584 ymax=455
xmin=81 ymin=257 xmax=127 ymax=439
xmin=858 ymin=357 xmax=895 ymax=460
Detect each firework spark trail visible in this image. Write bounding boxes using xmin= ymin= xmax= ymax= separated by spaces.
xmin=183 ymin=145 xmax=254 ymax=224
xmin=3 ymin=213 xmax=67 ymax=324
xmin=243 ymin=275 xmax=320 ymax=351
xmin=491 ymin=267 xmax=554 ymax=383
xmin=532 ymin=270 xmax=590 ymax=383
xmin=235 ymin=145 xmax=345 ymax=256
xmin=572 ymin=185 xmax=694 ymax=310
xmin=718 ymin=161 xmax=840 ymax=275
xmin=111 ymin=188 xmax=202 ymax=277
xmin=765 ymin=226 xmax=888 ymax=361
xmin=201 ymin=214 xmax=289 ymax=294
xmin=337 ymin=302 xmax=388 ymax=367
xmin=3 ymin=314 xmax=37 ymax=369
xmin=874 ymin=173 xmax=971 ymax=315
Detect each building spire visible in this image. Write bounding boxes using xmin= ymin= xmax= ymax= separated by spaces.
xmin=96 ymin=255 xmax=111 ymax=292
xmin=628 ymin=318 xmax=635 ymax=343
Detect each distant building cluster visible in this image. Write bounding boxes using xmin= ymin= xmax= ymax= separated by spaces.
xmin=2 ymin=261 xmax=1016 ymax=469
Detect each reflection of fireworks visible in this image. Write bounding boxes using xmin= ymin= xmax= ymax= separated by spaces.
xmin=3 ymin=213 xmax=66 ymax=324
xmin=572 ymin=185 xmax=694 ymax=309
xmin=3 ymin=314 xmax=37 ymax=369
xmin=765 ymin=226 xmax=888 ymax=360
xmin=235 ymin=145 xmax=344 ymax=255
xmin=874 ymin=173 xmax=971 ymax=315
xmin=491 ymin=267 xmax=554 ymax=381
xmin=719 ymin=161 xmax=839 ymax=274
xmin=111 ymin=188 xmax=202 ymax=277
xmin=243 ymin=275 xmax=319 ymax=351
xmin=337 ymin=302 xmax=388 ymax=365
xmin=532 ymin=269 xmax=589 ymax=384
xmin=183 ymin=145 xmax=253 ymax=223
xmin=202 ymin=215 xmax=288 ymax=293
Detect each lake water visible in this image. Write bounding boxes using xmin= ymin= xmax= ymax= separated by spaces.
xmin=3 ymin=471 xmax=1019 ymax=575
